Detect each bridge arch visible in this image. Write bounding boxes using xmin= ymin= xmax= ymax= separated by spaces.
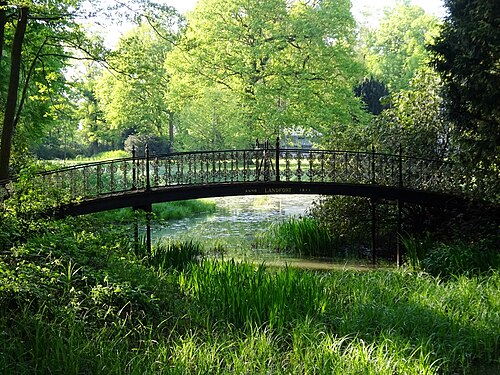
xmin=1 ymin=143 xmax=479 ymax=218
xmin=58 ymin=181 xmax=466 ymax=217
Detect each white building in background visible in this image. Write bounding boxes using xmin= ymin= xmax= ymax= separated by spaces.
xmin=281 ymin=128 xmax=318 ymax=150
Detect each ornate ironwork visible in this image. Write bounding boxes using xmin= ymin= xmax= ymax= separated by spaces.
xmin=1 ymin=140 xmax=488 ymax=213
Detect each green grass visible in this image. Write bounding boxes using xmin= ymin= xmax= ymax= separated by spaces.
xmin=77 ymin=149 xmax=129 ymax=161
xmin=1 ymin=215 xmax=500 ymax=374
xmin=90 ymin=199 xmax=217 ymax=223
xmin=147 ymin=239 xmax=204 ymax=271
xmin=255 ymin=216 xmax=336 ymax=257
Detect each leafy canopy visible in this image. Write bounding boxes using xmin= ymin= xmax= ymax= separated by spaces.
xmin=166 ymin=0 xmax=366 ymax=148
xmin=362 ymin=1 xmax=440 ymax=92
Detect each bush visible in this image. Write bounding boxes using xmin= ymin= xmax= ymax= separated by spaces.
xmin=403 ymin=234 xmax=500 ymax=277
xmin=124 ymin=134 xmax=171 ymax=156
xmin=422 ymin=238 xmax=500 ymax=277
xmin=308 ymin=196 xmax=372 ymax=255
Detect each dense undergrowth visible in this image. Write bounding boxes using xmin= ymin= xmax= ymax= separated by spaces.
xmin=1 ymin=213 xmax=499 ymax=374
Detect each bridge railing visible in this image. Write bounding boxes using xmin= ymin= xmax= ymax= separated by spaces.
xmin=0 ymin=146 xmax=473 ymax=207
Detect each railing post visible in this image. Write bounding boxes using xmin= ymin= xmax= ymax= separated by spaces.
xmin=145 ymin=144 xmax=150 ymax=191
xmin=133 ymin=208 xmax=139 ymax=256
xmin=371 ymin=145 xmax=376 ymax=184
xmin=371 ymin=198 xmax=377 ymax=265
xmin=396 ymin=199 xmax=402 ymax=267
xmin=275 ymin=137 xmax=280 ymax=182
xmin=398 ymin=144 xmax=403 ymax=188
xmin=132 ymin=145 xmax=137 ymax=190
xmin=146 ymin=205 xmax=152 ymax=255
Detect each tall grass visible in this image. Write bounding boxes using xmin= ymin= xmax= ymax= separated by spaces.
xmin=178 ymin=260 xmax=328 ymax=331
xmin=1 ymin=214 xmax=500 ymax=374
xmin=75 ymin=150 xmax=129 ymax=161
xmin=255 ymin=216 xmax=335 ymax=257
xmin=147 ymin=239 xmax=203 ymax=271
xmin=403 ymin=234 xmax=500 ymax=277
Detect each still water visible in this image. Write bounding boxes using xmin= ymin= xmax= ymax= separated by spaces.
xmin=151 ymin=195 xmax=319 ymax=251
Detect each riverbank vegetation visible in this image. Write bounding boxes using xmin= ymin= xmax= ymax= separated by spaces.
xmin=91 ymin=199 xmax=217 ymax=223
xmin=1 ymin=214 xmax=499 ymax=374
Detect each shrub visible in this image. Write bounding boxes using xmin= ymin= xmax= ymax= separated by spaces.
xmin=309 ymin=196 xmax=370 ymax=249
xmin=124 ymin=134 xmax=171 ymax=156
xmin=422 ymin=238 xmax=500 ymax=277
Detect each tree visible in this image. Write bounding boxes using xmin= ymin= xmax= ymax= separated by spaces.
xmin=94 ymin=14 xmax=180 ymax=148
xmin=430 ymin=0 xmax=500 ymax=172
xmin=0 ymin=5 xmax=27 ymax=179
xmin=370 ymin=68 xmax=452 ymax=159
xmin=0 ymin=0 xmax=107 ymax=179
xmin=173 ymin=87 xmax=250 ymax=150
xmin=166 ymin=0 xmax=365 ymax=148
xmin=362 ymin=1 xmax=440 ymax=92
xmin=354 ymin=76 xmax=389 ymax=115
xmin=74 ymin=65 xmax=114 ymax=154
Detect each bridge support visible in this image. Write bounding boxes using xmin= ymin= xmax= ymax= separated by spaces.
xmin=133 ymin=204 xmax=153 ymax=256
xmin=371 ymin=198 xmax=377 ymax=265
xmin=396 ymin=199 xmax=402 ymax=267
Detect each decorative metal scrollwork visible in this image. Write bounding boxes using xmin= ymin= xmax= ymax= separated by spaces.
xmin=5 ymin=142 xmax=486 ymax=211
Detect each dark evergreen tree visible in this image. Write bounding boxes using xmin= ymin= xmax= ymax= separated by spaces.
xmin=354 ymin=77 xmax=389 ymax=115
xmin=430 ymin=0 xmax=500 ymax=171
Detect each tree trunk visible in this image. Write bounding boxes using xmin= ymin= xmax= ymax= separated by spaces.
xmin=0 ymin=7 xmax=28 ymax=180
xmin=0 ymin=1 xmax=7 ymax=64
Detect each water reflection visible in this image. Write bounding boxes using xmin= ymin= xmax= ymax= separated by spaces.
xmin=151 ymin=195 xmax=319 ymax=248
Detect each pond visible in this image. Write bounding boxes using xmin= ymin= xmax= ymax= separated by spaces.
xmin=151 ymin=195 xmax=318 ymax=252
xmin=148 ymin=195 xmax=383 ymax=270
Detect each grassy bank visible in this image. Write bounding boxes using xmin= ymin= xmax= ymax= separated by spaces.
xmin=1 ymin=217 xmax=499 ymax=374
xmin=90 ymin=199 xmax=217 ymax=223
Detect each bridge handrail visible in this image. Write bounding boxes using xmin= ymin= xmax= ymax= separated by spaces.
xmin=2 ymin=146 xmax=493 ymax=209
xmin=0 ymin=148 xmax=460 ymax=184
xmin=24 ymin=149 xmax=457 ymax=177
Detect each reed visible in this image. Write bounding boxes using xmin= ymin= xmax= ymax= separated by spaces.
xmin=255 ymin=216 xmax=335 ymax=257
xmin=178 ymin=260 xmax=329 ymax=331
xmin=147 ymin=239 xmax=204 ymax=271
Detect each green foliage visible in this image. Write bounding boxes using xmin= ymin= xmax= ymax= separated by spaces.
xmin=94 ymin=19 xmax=180 ymax=142
xmin=147 ymin=239 xmax=204 ymax=271
xmin=1 ymin=0 xmax=109 ymax=177
xmin=362 ymin=2 xmax=440 ymax=92
xmin=422 ymin=240 xmax=500 ymax=277
xmin=255 ymin=216 xmax=335 ymax=257
xmin=87 ymin=149 xmax=129 ymax=160
xmin=354 ymin=76 xmax=389 ymax=115
xmin=167 ymin=0 xmax=366 ymax=148
xmin=430 ymin=0 xmax=500 ymax=173
xmin=91 ymin=200 xmax=217 ymax=223
xmin=403 ymin=235 xmax=500 ymax=277
xmin=308 ymin=196 xmax=373 ymax=256
xmin=178 ymin=260 xmax=328 ymax=331
xmin=401 ymin=233 xmax=434 ymax=271
xmin=124 ymin=133 xmax=171 ymax=156
xmin=1 ymin=210 xmax=500 ymax=373
xmin=171 ymin=88 xmax=252 ymax=150
xmin=152 ymin=200 xmax=217 ymax=221
xmin=370 ymin=67 xmax=451 ymax=159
